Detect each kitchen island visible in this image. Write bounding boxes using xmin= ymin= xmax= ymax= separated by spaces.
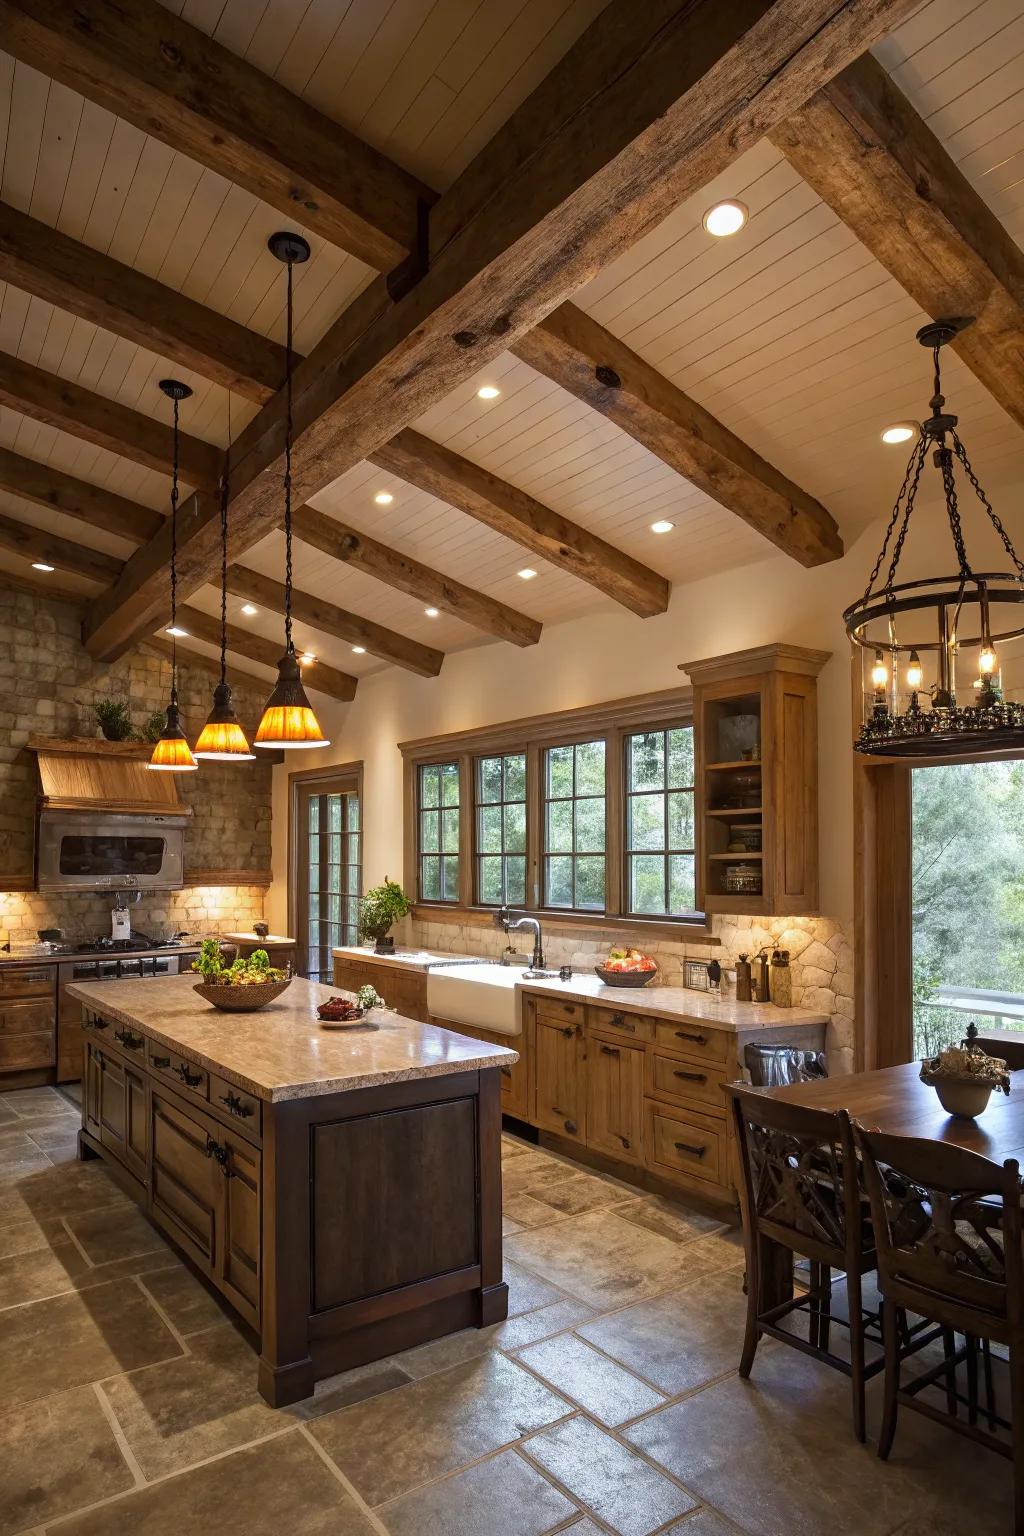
xmin=66 ymin=972 xmax=516 ymax=1407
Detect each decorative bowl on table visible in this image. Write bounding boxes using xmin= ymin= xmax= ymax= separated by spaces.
xmin=920 ymin=1040 xmax=1011 ymax=1120
xmin=595 ymin=948 xmax=658 ymax=988
xmin=316 ymin=996 xmax=366 ymax=1026
xmin=193 ymin=978 xmax=291 ymax=1012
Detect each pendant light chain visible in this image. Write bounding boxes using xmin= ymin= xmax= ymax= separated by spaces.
xmin=170 ymin=392 xmax=180 ymax=702
xmin=219 ymin=396 xmax=231 ymax=685
xmin=284 ymin=255 xmax=295 ymax=656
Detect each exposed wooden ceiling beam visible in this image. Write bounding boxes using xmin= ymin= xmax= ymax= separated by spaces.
xmin=0 ymin=509 xmax=123 ymax=585
xmin=175 ymin=605 xmax=356 ymax=703
xmin=0 ymin=446 xmax=163 ymax=544
xmin=769 ymin=51 xmax=1024 ymax=433
xmin=512 ymin=303 xmax=844 ymax=568
xmin=291 ymin=503 xmax=541 ymax=647
xmin=84 ymin=0 xmax=918 ymax=660
xmin=0 ymin=201 xmax=289 ymax=403
xmin=224 ymin=565 xmax=443 ymax=678
xmin=0 ymin=351 xmax=222 ymax=490
xmin=0 ymin=0 xmax=433 ymax=274
xmin=144 ymin=633 xmax=282 ymax=718
xmin=370 ymin=431 xmax=669 ymax=617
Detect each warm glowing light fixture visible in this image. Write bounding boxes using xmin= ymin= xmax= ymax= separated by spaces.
xmin=477 ymin=385 xmax=500 ymax=400
xmin=165 ymin=624 xmax=188 ymax=638
xmin=149 ymin=380 xmax=198 ymax=772
xmin=517 ymin=568 xmax=537 ymax=581
xmin=374 ymin=491 xmax=394 ymax=505
xmin=702 ymin=200 xmax=747 ymax=237
xmin=241 ymin=603 xmax=258 ymax=617
xmin=255 ymin=233 xmax=329 ymax=751
xmin=905 ymin=650 xmax=923 ymax=691
xmin=424 ymin=606 xmax=439 ymax=618
xmin=32 ymin=560 xmax=55 ymax=572
xmin=299 ymin=652 xmax=316 ymax=665
xmin=352 ymin=645 xmax=366 ymax=654
xmin=194 ymin=398 xmax=255 ymax=762
xmin=881 ymin=422 xmax=917 ymax=445
xmin=650 ymin=520 xmax=675 ymax=534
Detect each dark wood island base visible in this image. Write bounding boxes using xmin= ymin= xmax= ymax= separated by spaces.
xmin=69 ymin=975 xmax=513 ymax=1408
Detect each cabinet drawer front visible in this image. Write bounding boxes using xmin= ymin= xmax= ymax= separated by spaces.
xmin=209 ymin=1073 xmax=262 ymax=1138
xmin=110 ymin=1024 xmax=147 ymax=1057
xmin=0 ymin=966 xmax=56 ymax=998
xmin=646 ymin=1101 xmax=724 ymax=1186
xmin=534 ymin=998 xmax=583 ymax=1027
xmin=0 ymin=1032 xmax=55 ymax=1070
xmin=0 ymin=999 xmax=55 ymax=1035
xmin=652 ymin=1020 xmax=729 ymax=1063
xmin=147 ymin=1043 xmax=209 ymax=1099
xmin=587 ymin=1005 xmax=652 ymax=1041
xmin=648 ymin=1051 xmax=730 ymax=1115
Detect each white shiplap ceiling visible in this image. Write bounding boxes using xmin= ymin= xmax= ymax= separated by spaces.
xmin=0 ymin=0 xmax=1021 ymax=688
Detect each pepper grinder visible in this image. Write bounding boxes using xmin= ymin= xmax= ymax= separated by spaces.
xmin=735 ymin=954 xmax=752 ymax=1003
xmin=754 ymin=948 xmax=770 ymax=1004
xmin=770 ymin=948 xmax=792 ymax=1007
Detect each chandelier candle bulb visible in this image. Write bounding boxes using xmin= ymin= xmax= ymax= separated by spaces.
xmin=905 ymin=650 xmax=923 ymax=691
xmin=871 ymin=651 xmax=888 ymax=690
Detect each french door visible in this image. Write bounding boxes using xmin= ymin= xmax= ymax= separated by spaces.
xmin=290 ymin=765 xmax=362 ymax=982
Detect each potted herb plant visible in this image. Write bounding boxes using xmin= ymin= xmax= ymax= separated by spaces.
xmin=94 ymin=697 xmax=135 ymax=741
xmin=358 ymin=877 xmax=410 ymax=954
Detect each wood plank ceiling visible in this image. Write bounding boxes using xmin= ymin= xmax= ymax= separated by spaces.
xmin=0 ymin=0 xmax=1020 ymax=693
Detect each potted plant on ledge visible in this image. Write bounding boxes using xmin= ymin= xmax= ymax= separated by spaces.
xmin=359 ymin=877 xmax=411 ymax=955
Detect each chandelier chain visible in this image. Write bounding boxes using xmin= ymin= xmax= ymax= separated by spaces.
xmin=952 ymin=431 xmax=1024 ymax=584
xmin=939 ymin=446 xmax=971 ymax=578
xmin=284 ymin=257 xmax=294 ymax=655
xmin=219 ymin=395 xmax=231 ymax=686
xmin=170 ymin=394 xmax=179 ymax=705
xmin=884 ymin=437 xmax=927 ymax=599
xmin=862 ymin=433 xmax=926 ymax=605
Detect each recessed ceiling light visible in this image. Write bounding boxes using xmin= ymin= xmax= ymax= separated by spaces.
xmin=374 ymin=491 xmax=394 ymax=505
xmin=517 ymin=567 xmax=538 ymax=581
xmin=702 ymin=199 xmax=748 ymax=237
xmin=477 ymin=385 xmax=500 ymax=400
xmin=881 ymin=422 xmax=918 ymax=445
xmin=298 ymin=652 xmax=316 ymax=665
xmin=424 ymin=607 xmax=439 ymax=618
xmin=165 ymin=625 xmax=188 ymax=638
xmin=31 ymin=561 xmax=55 ymax=572
xmin=241 ymin=603 xmax=258 ymax=616
xmin=650 ymin=520 xmax=675 ymax=534
xmin=352 ymin=645 xmax=366 ymax=655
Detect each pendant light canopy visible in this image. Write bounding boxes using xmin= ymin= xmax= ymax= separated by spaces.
xmin=255 ymin=232 xmax=330 ymax=751
xmin=149 ymin=380 xmax=198 ymax=773
xmin=194 ymin=401 xmax=255 ymax=761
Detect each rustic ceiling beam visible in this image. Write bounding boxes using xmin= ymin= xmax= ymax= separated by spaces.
xmin=175 ymin=604 xmax=356 ymax=703
xmin=83 ymin=0 xmax=918 ymax=659
xmin=0 ymin=509 xmax=123 ymax=585
xmin=512 ymin=303 xmax=844 ymax=568
xmin=0 ymin=350 xmax=222 ymax=490
xmin=0 ymin=201 xmax=289 ymax=403
xmin=0 ymin=446 xmax=163 ymax=544
xmin=143 ymin=634 xmax=284 ymax=721
xmin=291 ymin=503 xmax=542 ymax=647
xmin=224 ymin=565 xmax=443 ymax=678
xmin=768 ymin=51 xmax=1024 ymax=433
xmin=370 ymin=431 xmax=669 ymax=617
xmin=0 ymin=0 xmax=434 ymax=274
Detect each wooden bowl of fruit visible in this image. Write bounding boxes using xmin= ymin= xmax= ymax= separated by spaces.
xmin=595 ymin=948 xmax=658 ymax=987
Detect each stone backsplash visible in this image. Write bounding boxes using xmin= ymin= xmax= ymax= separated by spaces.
xmin=405 ymin=911 xmax=855 ymax=1073
xmin=0 ymin=578 xmax=272 ymax=886
xmin=0 ymin=886 xmax=266 ymax=948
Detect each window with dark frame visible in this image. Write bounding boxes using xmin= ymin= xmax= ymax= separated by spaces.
xmin=475 ymin=752 xmax=527 ymax=905
xmin=304 ymin=787 xmax=361 ymax=981
xmin=543 ymin=738 xmax=606 ymax=911
xmin=418 ymin=760 xmax=460 ymax=902
xmin=625 ymin=726 xmax=696 ymax=917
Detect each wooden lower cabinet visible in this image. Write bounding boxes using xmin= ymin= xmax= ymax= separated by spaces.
xmin=533 ymin=1011 xmax=585 ymax=1144
xmin=586 ymin=1033 xmax=644 ymax=1166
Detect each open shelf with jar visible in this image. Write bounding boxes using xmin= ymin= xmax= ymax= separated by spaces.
xmin=682 ymin=645 xmax=829 ymax=916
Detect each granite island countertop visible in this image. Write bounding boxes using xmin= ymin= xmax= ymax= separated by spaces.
xmin=333 ymin=944 xmax=483 ymax=973
xmin=66 ymin=973 xmax=517 ymax=1103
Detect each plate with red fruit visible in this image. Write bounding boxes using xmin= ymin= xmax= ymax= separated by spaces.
xmin=316 ymin=996 xmax=374 ymax=1029
xmin=594 ymin=947 xmax=658 ymax=988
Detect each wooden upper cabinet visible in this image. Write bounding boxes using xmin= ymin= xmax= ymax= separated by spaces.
xmin=683 ymin=644 xmax=829 ymax=917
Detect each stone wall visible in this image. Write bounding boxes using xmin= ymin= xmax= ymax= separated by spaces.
xmin=0 ymin=886 xmax=266 ymax=948
xmin=0 ymin=578 xmax=270 ymax=936
xmin=405 ymin=910 xmax=856 ymax=1073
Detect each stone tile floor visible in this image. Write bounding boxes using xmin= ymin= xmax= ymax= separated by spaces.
xmin=0 ymin=1085 xmax=1012 ymax=1535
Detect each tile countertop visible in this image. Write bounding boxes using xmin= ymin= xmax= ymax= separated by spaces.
xmin=333 ymin=945 xmax=482 ymax=973
xmin=519 ymin=974 xmax=829 ymax=1032
xmin=65 ymin=973 xmax=517 ymax=1104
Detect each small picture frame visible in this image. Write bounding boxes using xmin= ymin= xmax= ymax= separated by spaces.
xmin=683 ymin=959 xmax=710 ymax=992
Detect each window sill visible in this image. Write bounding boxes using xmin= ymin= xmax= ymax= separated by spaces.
xmin=409 ymin=904 xmax=718 ymax=945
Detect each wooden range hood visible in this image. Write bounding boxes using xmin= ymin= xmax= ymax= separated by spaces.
xmin=27 ymin=736 xmax=193 ymax=816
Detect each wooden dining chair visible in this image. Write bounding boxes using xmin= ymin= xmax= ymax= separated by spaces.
xmin=854 ymin=1125 xmax=1024 ymax=1532
xmin=972 ymin=1035 xmax=1024 ymax=1071
xmin=727 ymin=1085 xmax=881 ymax=1441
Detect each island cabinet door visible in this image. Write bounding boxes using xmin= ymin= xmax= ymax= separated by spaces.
xmin=83 ymin=1041 xmax=102 ymax=1137
xmin=97 ymin=1049 xmax=128 ymax=1161
xmin=150 ymin=1091 xmax=219 ymax=1275
xmin=216 ymin=1125 xmax=261 ymax=1330
xmin=533 ymin=1015 xmax=585 ymax=1142
xmin=124 ymin=1064 xmax=148 ymax=1182
xmin=586 ymin=1036 xmax=644 ymax=1165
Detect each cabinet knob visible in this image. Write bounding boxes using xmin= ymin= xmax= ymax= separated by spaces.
xmin=563 ymin=1119 xmax=577 ymax=1135
xmin=204 ymin=1136 xmax=233 ymax=1176
xmin=608 ymin=1014 xmax=635 ymax=1032
xmin=561 ymin=1025 xmax=576 ymax=1039
xmin=674 ymin=1139 xmax=706 ymax=1159
xmin=619 ymin=1135 xmax=631 ymax=1150
xmin=673 ymin=1069 xmax=707 ymax=1084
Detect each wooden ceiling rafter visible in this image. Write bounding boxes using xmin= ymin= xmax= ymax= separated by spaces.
xmin=0 ymin=509 xmax=123 ymax=585
xmin=0 ymin=445 xmax=164 ymax=544
xmin=174 ymin=605 xmax=356 ymax=703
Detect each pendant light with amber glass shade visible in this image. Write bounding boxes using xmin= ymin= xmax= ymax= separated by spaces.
xmin=194 ymin=403 xmax=255 ymax=761
xmin=254 ymin=232 xmax=330 ymax=751
xmin=148 ymin=380 xmax=198 ymax=773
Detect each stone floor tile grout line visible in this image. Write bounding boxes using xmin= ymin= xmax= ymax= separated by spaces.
xmin=56 ymin=1215 xmax=96 ymax=1270
xmin=91 ymin=1380 xmax=148 ymax=1489
xmin=296 ymin=1423 xmax=392 ymax=1536
xmin=517 ymin=1404 xmax=705 ymax=1512
xmin=0 ymin=1249 xmax=174 ymax=1317
xmin=131 ymin=1270 xmax=193 ymax=1357
xmin=494 ymin=1335 xmax=669 ymax=1423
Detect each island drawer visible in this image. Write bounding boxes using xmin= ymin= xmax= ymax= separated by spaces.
xmin=0 ymin=966 xmax=56 ymax=998
xmin=652 ymin=1020 xmax=730 ymax=1064
xmin=647 ymin=1050 xmax=729 ymax=1116
xmin=533 ymin=997 xmax=583 ymax=1027
xmin=587 ymin=1005 xmax=653 ymax=1041
xmin=0 ymin=1032 xmax=55 ymax=1071
xmin=0 ymin=998 xmax=55 ymax=1035
xmin=209 ymin=1072 xmax=262 ymax=1138
xmin=645 ymin=1099 xmax=725 ymax=1187
xmin=147 ymin=1043 xmax=209 ymax=1100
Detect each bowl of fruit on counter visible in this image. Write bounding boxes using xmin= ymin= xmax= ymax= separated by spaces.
xmin=594 ymin=947 xmax=658 ymax=987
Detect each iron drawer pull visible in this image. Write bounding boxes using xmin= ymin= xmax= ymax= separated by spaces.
xmin=600 ymin=1044 xmax=620 ymax=1057
xmin=608 ymin=1014 xmax=635 ymax=1031
xmin=114 ymin=1028 xmax=143 ymax=1050
xmin=204 ymin=1136 xmax=233 ymax=1177
xmin=674 ymin=1029 xmax=706 ymax=1045
xmin=674 ymin=1140 xmax=707 ymax=1158
xmin=619 ymin=1135 xmax=631 ymax=1150
xmin=177 ymin=1062 xmax=203 ymax=1088
xmin=673 ymin=1069 xmax=707 ymax=1083
xmin=561 ymin=1026 xmax=576 ymax=1039
xmin=152 ymin=1055 xmax=171 ymax=1069
xmin=220 ymin=1091 xmax=253 ymax=1119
